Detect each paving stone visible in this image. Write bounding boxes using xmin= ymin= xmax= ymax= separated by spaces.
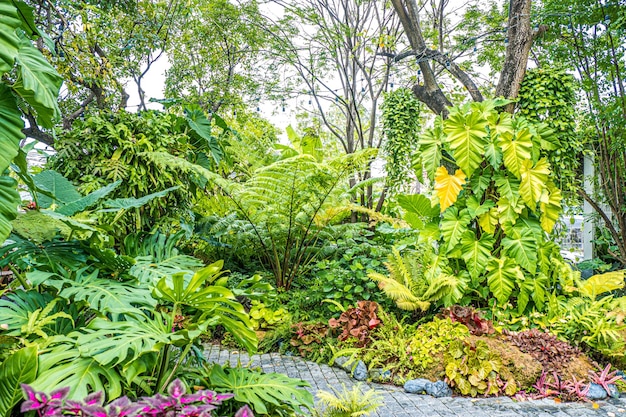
xmin=202 ymin=345 xmax=623 ymax=416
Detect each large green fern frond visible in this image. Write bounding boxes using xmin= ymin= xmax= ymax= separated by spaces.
xmin=369 ymin=272 xmax=430 ymax=311
xmin=314 ymin=383 xmax=383 ymax=417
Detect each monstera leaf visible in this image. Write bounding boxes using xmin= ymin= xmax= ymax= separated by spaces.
xmin=0 ymin=346 xmax=38 ymax=417
xmin=206 ymin=364 xmax=313 ymax=415
xmin=76 ymin=313 xmax=176 ymax=367
xmin=443 ymin=110 xmax=488 ymax=177
xmin=0 ymin=290 xmax=54 ymax=336
xmin=435 ymin=167 xmax=466 ymax=212
xmin=31 ymin=343 xmax=123 ymax=401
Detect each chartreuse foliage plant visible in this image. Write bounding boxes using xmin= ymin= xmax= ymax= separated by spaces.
xmin=402 ymin=98 xmax=575 ymax=312
xmin=0 ymin=0 xmax=62 ymax=243
xmin=312 ymin=383 xmax=382 ymax=417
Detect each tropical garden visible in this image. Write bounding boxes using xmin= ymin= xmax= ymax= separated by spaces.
xmin=0 ymin=0 xmax=625 ymax=415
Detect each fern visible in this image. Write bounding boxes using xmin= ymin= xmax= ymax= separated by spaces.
xmin=369 ymin=247 xmax=463 ymax=311
xmin=313 ymin=384 xmax=383 ymax=417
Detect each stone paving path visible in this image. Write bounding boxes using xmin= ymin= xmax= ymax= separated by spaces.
xmin=204 ymin=345 xmax=626 ymax=417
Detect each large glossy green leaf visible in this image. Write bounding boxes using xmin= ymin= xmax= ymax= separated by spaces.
xmin=207 ymin=364 xmax=313 ymax=415
xmin=497 ymin=129 xmax=533 ymax=179
xmin=103 ymin=186 xmax=180 ymax=210
xmin=32 ymin=343 xmax=123 ymax=401
xmin=486 ymin=256 xmax=522 ymax=305
xmin=0 ymin=346 xmax=37 ymax=417
xmin=56 ymin=180 xmax=122 ymax=216
xmin=130 ymin=254 xmax=204 ymax=286
xmin=519 ymin=158 xmax=550 ymax=209
xmin=13 ymin=36 xmax=62 ymax=128
xmin=56 ymin=270 xmax=154 ymax=317
xmin=440 ymin=207 xmax=472 ymax=252
xmin=460 ymin=231 xmax=495 ymax=281
xmin=76 ymin=313 xmax=175 ymax=367
xmin=540 ymin=181 xmax=562 ymax=233
xmin=33 ymin=170 xmax=81 ymax=209
xmin=502 ymin=228 xmax=538 ymax=275
xmin=418 ymin=117 xmax=444 ymax=180
xmin=443 ymin=110 xmax=488 ymax=177
xmin=0 ymin=176 xmax=19 ymax=243
xmin=0 ymin=2 xmax=20 ymax=75
xmin=0 ymin=84 xmax=24 ymax=174
xmin=397 ymin=193 xmax=440 ymax=225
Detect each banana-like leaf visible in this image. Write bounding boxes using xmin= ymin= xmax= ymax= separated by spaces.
xmin=0 ymin=176 xmax=19 ymax=243
xmin=578 ymin=270 xmax=626 ymax=299
xmin=440 ymin=207 xmax=472 ymax=252
xmin=207 ymin=364 xmax=313 ymax=415
xmin=486 ymin=256 xmax=523 ymax=306
xmin=0 ymin=346 xmax=37 ymax=417
xmin=32 ymin=343 xmax=123 ymax=401
xmin=0 ymin=84 xmax=23 ymax=174
xmin=13 ymin=36 xmax=62 ymax=128
xmin=0 ymin=2 xmax=20 ymax=75
xmin=519 ymin=158 xmax=550 ymax=209
xmin=502 ymin=228 xmax=538 ymax=275
xmin=497 ymin=129 xmax=533 ymax=179
xmin=460 ymin=231 xmax=495 ymax=281
xmin=76 ymin=313 xmax=176 ymax=367
xmin=103 ymin=186 xmax=180 ymax=210
xmin=443 ymin=110 xmax=488 ymax=177
xmin=33 ymin=170 xmax=81 ymax=209
xmin=434 ymin=167 xmax=466 ymax=212
xmin=56 ymin=180 xmax=121 ymax=216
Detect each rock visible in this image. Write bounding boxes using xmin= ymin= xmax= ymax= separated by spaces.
xmin=369 ymin=368 xmax=392 ymax=382
xmin=607 ymin=384 xmax=620 ymax=399
xmin=333 ymin=356 xmax=352 ymax=372
xmin=353 ymin=360 xmax=368 ymax=381
xmin=404 ymin=378 xmax=432 ymax=394
xmin=425 ymin=380 xmax=453 ymax=398
xmin=587 ymin=383 xmax=608 ymax=400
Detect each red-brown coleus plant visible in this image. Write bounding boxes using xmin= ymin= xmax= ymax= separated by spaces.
xmin=328 ymin=301 xmax=381 ymax=347
xmin=441 ymin=305 xmax=494 ymax=336
xmin=290 ymin=322 xmax=329 ymax=356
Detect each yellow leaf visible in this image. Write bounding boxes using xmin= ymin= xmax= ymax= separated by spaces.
xmin=435 ymin=167 xmax=466 ymax=212
xmin=478 ymin=207 xmax=498 ymax=234
xmin=519 ymin=158 xmax=550 ymax=209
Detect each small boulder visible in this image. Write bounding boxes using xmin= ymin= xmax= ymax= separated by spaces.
xmin=404 ymin=378 xmax=431 ymax=394
xmin=333 ymin=356 xmax=352 ymax=372
xmin=426 ymin=380 xmax=453 ymax=398
xmin=352 ymin=360 xmax=368 ymax=381
xmin=587 ymin=383 xmax=608 ymax=400
xmin=607 ymin=384 xmax=620 ymax=399
xmin=369 ymin=368 xmax=392 ymax=382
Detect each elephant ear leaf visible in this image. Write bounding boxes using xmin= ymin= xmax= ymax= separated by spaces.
xmin=207 ymin=364 xmax=313 ymax=415
xmin=0 ymin=346 xmax=38 ymax=417
xmin=0 ymin=3 xmax=20 ymax=75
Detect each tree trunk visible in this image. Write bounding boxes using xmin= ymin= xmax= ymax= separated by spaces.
xmin=495 ymin=0 xmax=534 ymax=113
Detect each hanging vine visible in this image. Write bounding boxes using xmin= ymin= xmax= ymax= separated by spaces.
xmin=517 ymin=67 xmax=582 ymax=206
xmin=381 ymin=88 xmax=422 ymax=195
